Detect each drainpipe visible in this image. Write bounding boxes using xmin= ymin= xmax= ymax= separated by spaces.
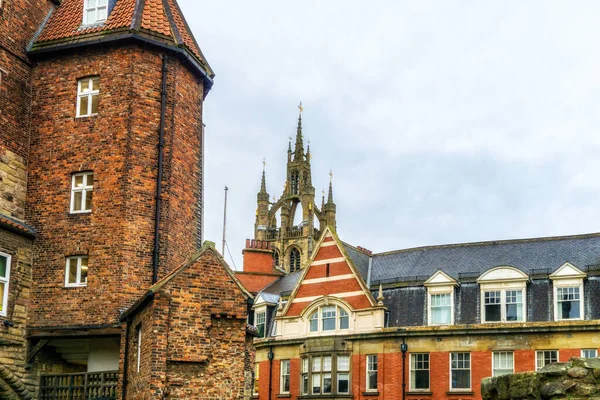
xmin=401 ymin=337 xmax=408 ymax=400
xmin=121 ymin=316 xmax=132 ymax=400
xmin=366 ymin=256 xmax=373 ymax=287
xmin=152 ymin=55 xmax=168 ymax=284
xmin=268 ymin=347 xmax=274 ymax=400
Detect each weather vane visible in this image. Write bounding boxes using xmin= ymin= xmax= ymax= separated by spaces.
xmin=298 ymin=101 xmax=303 ymax=114
xmin=262 ymin=157 xmax=266 ymax=170
xmin=329 ymin=169 xmax=333 ymax=181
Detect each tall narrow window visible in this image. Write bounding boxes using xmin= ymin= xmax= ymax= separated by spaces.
xmin=83 ymin=0 xmax=108 ymax=25
xmin=0 ymin=253 xmax=11 ymax=317
xmin=312 ymin=356 xmax=322 ymax=394
xmin=505 ymin=290 xmax=523 ymax=321
xmin=136 ymin=324 xmax=142 ymax=373
xmin=71 ymin=172 xmax=94 ymax=213
xmin=273 ymin=250 xmax=280 ymax=267
xmin=484 ymin=291 xmax=501 ymax=322
xmin=536 ymin=350 xmax=558 ymax=371
xmin=291 ymin=171 xmax=299 ymax=195
xmin=430 ymin=293 xmax=452 ymax=325
xmin=337 ymin=355 xmax=350 ymax=394
xmin=254 ymin=363 xmax=260 ymax=395
xmin=65 ymin=256 xmax=88 ymax=287
xmin=410 ymin=353 xmax=430 ymax=390
xmin=366 ymin=355 xmax=378 ymax=392
xmin=301 ymin=358 xmax=309 ymax=395
xmin=450 ymin=353 xmax=471 ymax=390
xmin=280 ymin=360 xmax=290 ymax=394
xmin=77 ymin=77 xmax=99 ymax=117
xmin=339 ymin=308 xmax=349 ymax=329
xmin=255 ymin=311 xmax=266 ymax=338
xmin=322 ymin=356 xmax=332 ymax=394
xmin=290 ymin=248 xmax=301 ymax=272
xmin=309 ymin=310 xmax=318 ymax=332
xmin=493 ymin=352 xmax=514 ymax=376
xmin=556 ymin=287 xmax=581 ymax=320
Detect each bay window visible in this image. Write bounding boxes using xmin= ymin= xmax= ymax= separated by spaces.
xmin=300 ymin=354 xmax=350 ymax=396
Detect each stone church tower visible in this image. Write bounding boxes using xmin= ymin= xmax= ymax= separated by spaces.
xmin=253 ymin=111 xmax=337 ymax=272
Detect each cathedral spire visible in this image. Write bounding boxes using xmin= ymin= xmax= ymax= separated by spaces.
xmin=293 ymin=102 xmax=305 ymax=161
xmin=260 ymin=158 xmax=267 ymax=194
xmin=327 ymin=170 xmax=334 ymax=204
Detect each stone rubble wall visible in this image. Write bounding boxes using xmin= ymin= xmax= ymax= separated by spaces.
xmin=482 ymin=357 xmax=600 ymax=400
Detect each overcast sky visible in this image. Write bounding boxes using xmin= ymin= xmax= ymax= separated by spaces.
xmin=179 ymin=1 xmax=600 ymax=270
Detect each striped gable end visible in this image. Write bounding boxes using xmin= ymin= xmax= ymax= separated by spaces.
xmin=283 ymin=227 xmax=377 ymax=317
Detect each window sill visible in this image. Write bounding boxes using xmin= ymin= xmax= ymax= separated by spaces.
xmin=298 ymin=395 xmax=353 ymax=399
xmin=75 ymin=114 xmax=98 ymax=120
xmin=446 ymin=391 xmax=474 ymax=395
xmin=362 ymin=391 xmax=379 ymax=396
xmin=64 ymin=285 xmax=87 ymax=289
xmin=277 ymin=395 xmax=291 ymax=398
xmin=406 ymin=391 xmax=433 ymax=396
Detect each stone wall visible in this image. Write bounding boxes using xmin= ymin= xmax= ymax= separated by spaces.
xmin=482 ymin=358 xmax=600 ymax=400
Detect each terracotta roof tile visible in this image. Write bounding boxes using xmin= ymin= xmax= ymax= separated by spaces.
xmin=0 ymin=214 xmax=36 ymax=238
xmin=34 ymin=0 xmax=213 ymax=78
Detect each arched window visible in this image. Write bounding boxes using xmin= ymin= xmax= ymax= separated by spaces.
xmin=308 ymin=305 xmax=350 ymax=332
xmin=290 ymin=248 xmax=301 ymax=272
xmin=273 ymin=250 xmax=280 ymax=267
xmin=291 ymin=171 xmax=299 ymax=195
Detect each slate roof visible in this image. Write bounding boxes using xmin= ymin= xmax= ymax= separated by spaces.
xmin=342 ymin=242 xmax=370 ymax=282
xmin=370 ymin=232 xmax=600 ymax=285
xmin=30 ymin=0 xmax=214 ymax=81
xmin=262 ymin=269 xmax=303 ymax=296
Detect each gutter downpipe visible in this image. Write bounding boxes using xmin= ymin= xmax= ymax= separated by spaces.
xmin=121 ymin=316 xmax=132 ymax=400
xmin=152 ymin=55 xmax=168 ymax=284
xmin=366 ymin=255 xmax=373 ymax=287
xmin=268 ymin=347 xmax=274 ymax=400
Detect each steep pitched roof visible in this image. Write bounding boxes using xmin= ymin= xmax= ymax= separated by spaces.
xmin=121 ymin=241 xmax=252 ymax=320
xmin=30 ymin=0 xmax=214 ymax=84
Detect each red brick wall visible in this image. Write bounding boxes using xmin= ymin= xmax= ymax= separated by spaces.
xmin=27 ymin=45 xmax=204 ymax=328
xmin=242 ymin=248 xmax=275 ymax=274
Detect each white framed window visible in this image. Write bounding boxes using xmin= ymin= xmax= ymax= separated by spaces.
xmin=556 ymin=286 xmax=582 ymax=320
xmin=410 ymin=353 xmax=430 ymax=390
xmin=337 ymin=355 xmax=350 ymax=394
xmin=83 ymin=0 xmax=108 ymax=25
xmin=301 ymin=354 xmax=350 ymax=396
xmin=280 ymin=359 xmax=290 ymax=394
xmin=492 ymin=351 xmax=514 ymax=376
xmin=253 ymin=362 xmax=260 ymax=395
xmin=255 ymin=311 xmax=266 ymax=338
xmin=0 ymin=252 xmax=11 ymax=317
xmin=65 ymin=256 xmax=88 ymax=287
xmin=482 ymin=289 xmax=524 ymax=322
xmin=366 ymin=355 xmax=378 ymax=392
xmin=536 ymin=350 xmax=558 ymax=371
xmin=307 ymin=304 xmax=351 ymax=333
xmin=581 ymin=349 xmax=597 ymax=358
xmin=450 ymin=353 xmax=471 ymax=390
xmin=71 ymin=172 xmax=94 ymax=213
xmin=76 ymin=77 xmax=99 ymax=117
xmin=430 ymin=293 xmax=452 ymax=325
xmin=136 ymin=324 xmax=142 ymax=373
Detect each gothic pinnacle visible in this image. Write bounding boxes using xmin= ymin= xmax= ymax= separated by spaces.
xmin=293 ymin=102 xmax=305 ymax=161
xmin=327 ymin=170 xmax=334 ymax=204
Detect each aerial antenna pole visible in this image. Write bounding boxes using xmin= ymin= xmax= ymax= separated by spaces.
xmin=222 ymin=186 xmax=228 ymax=255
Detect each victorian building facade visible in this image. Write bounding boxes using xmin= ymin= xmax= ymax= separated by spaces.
xmin=0 ymin=0 xmax=252 ymax=399
xmin=240 ymin=126 xmax=600 ymax=400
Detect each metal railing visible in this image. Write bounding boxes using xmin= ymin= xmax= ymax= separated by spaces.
xmin=39 ymin=371 xmax=118 ymax=400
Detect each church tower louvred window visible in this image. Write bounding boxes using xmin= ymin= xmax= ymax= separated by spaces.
xmin=290 ymin=248 xmax=301 ymax=272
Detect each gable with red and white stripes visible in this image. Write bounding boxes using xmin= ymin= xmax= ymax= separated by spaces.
xmin=283 ymin=228 xmax=376 ymax=317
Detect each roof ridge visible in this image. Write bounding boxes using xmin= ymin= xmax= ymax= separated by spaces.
xmin=373 ymin=231 xmax=600 ymax=257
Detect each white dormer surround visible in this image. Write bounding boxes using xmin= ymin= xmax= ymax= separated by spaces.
xmin=83 ymin=0 xmax=108 ymax=26
xmin=478 ymin=266 xmax=529 ymax=323
xmin=424 ymin=271 xmax=458 ymax=326
xmin=252 ymin=293 xmax=279 ymax=338
xmin=550 ymin=262 xmax=586 ymax=321
xmin=274 ymin=296 xmax=385 ymax=339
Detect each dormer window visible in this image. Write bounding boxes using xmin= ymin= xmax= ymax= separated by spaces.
xmin=83 ymin=0 xmax=108 ymax=26
xmin=477 ymin=266 xmax=529 ymax=323
xmin=308 ymin=304 xmax=350 ymax=333
xmin=424 ymin=271 xmax=458 ymax=326
xmin=550 ymin=262 xmax=586 ymax=321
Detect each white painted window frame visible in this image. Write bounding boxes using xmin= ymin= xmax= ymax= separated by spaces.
xmin=76 ymin=77 xmax=100 ymax=117
xmin=366 ymin=354 xmax=378 ymax=392
xmin=65 ymin=256 xmax=88 ymax=287
xmin=553 ymin=283 xmax=584 ymax=321
xmin=535 ymin=350 xmax=558 ymax=371
xmin=337 ymin=355 xmax=350 ymax=394
xmin=255 ymin=310 xmax=266 ymax=338
xmin=0 ymin=252 xmax=12 ymax=317
xmin=82 ymin=0 xmax=108 ymax=25
xmin=481 ymin=288 xmax=525 ymax=323
xmin=136 ymin=324 xmax=142 ymax=372
xmin=581 ymin=349 xmax=597 ymax=358
xmin=70 ymin=172 xmax=94 ymax=213
xmin=428 ymin=290 xmax=454 ymax=326
xmin=449 ymin=352 xmax=471 ymax=391
xmin=306 ymin=304 xmax=351 ymax=334
xmin=280 ymin=359 xmax=290 ymax=394
xmin=492 ymin=351 xmax=514 ymax=376
xmin=409 ymin=353 xmax=430 ymax=391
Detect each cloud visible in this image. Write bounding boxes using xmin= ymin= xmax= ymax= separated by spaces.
xmin=179 ymin=0 xmax=600 ymax=269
